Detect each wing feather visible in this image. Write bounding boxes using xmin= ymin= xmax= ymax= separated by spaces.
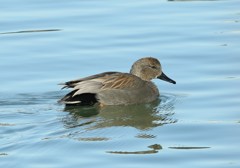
xmin=60 ymin=72 xmax=118 ymax=89
xmin=102 ymin=74 xmax=143 ymax=89
xmin=59 ymin=72 xmax=145 ymax=105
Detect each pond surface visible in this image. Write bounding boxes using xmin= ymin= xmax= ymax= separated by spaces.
xmin=0 ymin=0 xmax=240 ymax=167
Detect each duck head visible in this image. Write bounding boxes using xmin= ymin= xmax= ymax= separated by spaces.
xmin=130 ymin=57 xmax=176 ymax=84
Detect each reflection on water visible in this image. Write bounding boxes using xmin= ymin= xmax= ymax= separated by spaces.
xmin=169 ymin=146 xmax=210 ymax=150
xmin=107 ymin=145 xmax=211 ymax=155
xmin=0 ymin=91 xmax=62 ymax=106
xmin=0 ymin=29 xmax=61 ymax=35
xmin=0 ymin=153 xmax=8 ymax=157
xmin=168 ymin=0 xmax=219 ymax=1
xmin=107 ymin=144 xmax=162 ymax=155
xmin=61 ymin=94 xmax=177 ymax=141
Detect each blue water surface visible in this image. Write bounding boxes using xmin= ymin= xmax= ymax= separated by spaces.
xmin=0 ymin=0 xmax=240 ymax=168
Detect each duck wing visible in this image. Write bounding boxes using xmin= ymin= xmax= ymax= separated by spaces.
xmin=59 ymin=71 xmax=118 ymax=89
xmin=58 ymin=72 xmax=144 ymax=105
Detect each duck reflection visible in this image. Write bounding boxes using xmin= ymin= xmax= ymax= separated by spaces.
xmin=62 ymin=95 xmax=177 ymax=131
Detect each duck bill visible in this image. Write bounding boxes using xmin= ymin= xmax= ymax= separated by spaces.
xmin=157 ymin=72 xmax=176 ymax=84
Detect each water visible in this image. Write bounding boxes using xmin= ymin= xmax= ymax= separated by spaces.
xmin=1 ymin=0 xmax=240 ymax=167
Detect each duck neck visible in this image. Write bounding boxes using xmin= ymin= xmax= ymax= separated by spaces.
xmin=130 ymin=67 xmax=151 ymax=81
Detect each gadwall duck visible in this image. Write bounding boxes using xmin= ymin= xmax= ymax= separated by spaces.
xmin=59 ymin=57 xmax=176 ymax=106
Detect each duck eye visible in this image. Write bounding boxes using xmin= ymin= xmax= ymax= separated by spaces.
xmin=150 ymin=65 xmax=157 ymax=69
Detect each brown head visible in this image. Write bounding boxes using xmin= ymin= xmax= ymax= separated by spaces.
xmin=130 ymin=57 xmax=176 ymax=84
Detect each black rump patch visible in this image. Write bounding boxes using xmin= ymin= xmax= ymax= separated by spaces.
xmin=60 ymin=90 xmax=98 ymax=106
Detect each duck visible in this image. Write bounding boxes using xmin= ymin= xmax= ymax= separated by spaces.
xmin=58 ymin=57 xmax=176 ymax=106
